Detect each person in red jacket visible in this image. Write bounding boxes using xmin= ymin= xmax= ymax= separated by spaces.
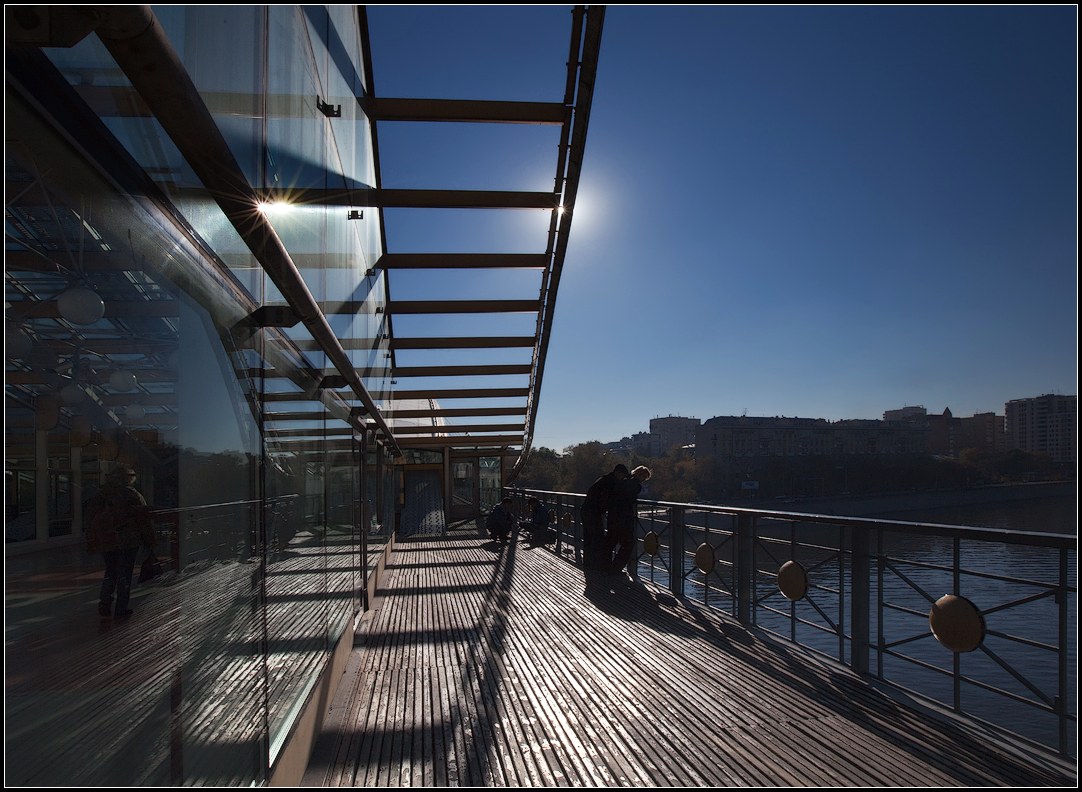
xmin=84 ymin=465 xmax=154 ymax=619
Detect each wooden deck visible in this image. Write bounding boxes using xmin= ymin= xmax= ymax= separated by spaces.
xmin=303 ymin=523 xmax=1076 ymax=788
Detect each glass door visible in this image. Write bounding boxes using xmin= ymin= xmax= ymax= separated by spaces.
xmin=450 ymin=460 xmax=476 ymax=520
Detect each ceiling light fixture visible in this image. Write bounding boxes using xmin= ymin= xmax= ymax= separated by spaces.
xmin=57 ymin=285 xmax=105 ymax=325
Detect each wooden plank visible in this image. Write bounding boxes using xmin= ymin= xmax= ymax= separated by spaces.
xmin=310 ymin=531 xmax=1076 ymax=788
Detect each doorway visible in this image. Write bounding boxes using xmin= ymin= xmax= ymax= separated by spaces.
xmin=448 ymin=456 xmax=502 ymax=522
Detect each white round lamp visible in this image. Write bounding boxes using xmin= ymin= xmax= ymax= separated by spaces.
xmin=109 ymin=370 xmax=138 ymax=392
xmin=59 ymin=381 xmax=87 ymax=406
xmin=57 ymin=287 xmax=106 ymax=325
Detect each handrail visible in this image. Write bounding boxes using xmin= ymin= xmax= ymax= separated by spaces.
xmin=511 ymin=489 xmax=1075 ymax=548
xmin=147 ymin=494 xmax=299 ymax=518
xmin=509 ymin=486 xmax=1077 ymax=759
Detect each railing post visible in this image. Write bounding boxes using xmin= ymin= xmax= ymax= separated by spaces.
xmin=736 ymin=512 xmax=753 ymax=625
xmin=850 ymin=527 xmax=870 ymax=676
xmin=1058 ymin=546 xmax=1068 ymax=755
xmin=671 ymin=505 xmax=685 ymax=597
xmin=562 ymin=502 xmax=571 ymax=558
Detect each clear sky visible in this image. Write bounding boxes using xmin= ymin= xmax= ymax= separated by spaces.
xmin=367 ymin=5 xmax=1078 ymax=453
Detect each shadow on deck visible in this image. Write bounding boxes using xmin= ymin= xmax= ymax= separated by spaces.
xmin=302 ymin=524 xmax=1076 ymax=787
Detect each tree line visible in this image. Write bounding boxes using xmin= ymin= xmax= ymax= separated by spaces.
xmin=513 ymin=442 xmax=1069 ymax=503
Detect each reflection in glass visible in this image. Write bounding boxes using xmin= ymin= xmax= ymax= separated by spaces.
xmin=6 ymin=5 xmax=392 ymax=786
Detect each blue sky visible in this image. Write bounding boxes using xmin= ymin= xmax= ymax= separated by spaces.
xmin=367 ymin=5 xmax=1078 ymax=453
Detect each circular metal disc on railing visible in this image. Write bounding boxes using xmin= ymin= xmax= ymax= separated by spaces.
xmin=694 ymin=542 xmax=715 ymax=574
xmin=643 ymin=531 xmax=660 ymax=555
xmin=561 ymin=513 xmax=571 ymax=527
xmin=929 ymin=594 xmax=986 ymax=653
xmin=777 ymin=560 xmax=808 ymax=601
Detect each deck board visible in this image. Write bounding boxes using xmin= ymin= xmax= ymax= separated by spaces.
xmin=304 ymin=526 xmax=1076 ymax=788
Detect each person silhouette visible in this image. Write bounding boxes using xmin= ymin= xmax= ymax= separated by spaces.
xmin=84 ymin=464 xmax=154 ymax=619
xmin=580 ymin=464 xmax=629 ymax=570
xmin=605 ymin=465 xmax=652 ymax=574
xmin=524 ymin=496 xmax=551 ymax=542
xmin=486 ymin=496 xmax=516 ymax=543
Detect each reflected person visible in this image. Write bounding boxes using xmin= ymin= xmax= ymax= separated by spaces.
xmin=84 ymin=464 xmax=154 ymax=619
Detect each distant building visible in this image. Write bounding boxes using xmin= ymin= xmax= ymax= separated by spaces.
xmin=926 ymin=408 xmax=960 ymax=457
xmin=958 ymin=412 xmax=1006 ymax=455
xmin=1005 ymin=394 xmax=1077 ymax=464
xmin=884 ymin=405 xmax=960 ymax=457
xmin=883 ymin=406 xmax=927 ymax=422
xmin=629 ymin=431 xmax=661 ymax=457
xmin=698 ymin=415 xmax=926 ymax=462
xmin=608 ymin=432 xmax=660 ymax=457
xmin=648 ymin=416 xmax=700 ymax=454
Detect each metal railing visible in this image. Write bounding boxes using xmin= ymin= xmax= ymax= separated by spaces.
xmin=509 ymin=488 xmax=1077 ymax=758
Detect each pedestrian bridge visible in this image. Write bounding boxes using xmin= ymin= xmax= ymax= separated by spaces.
xmin=302 ymin=522 xmax=1074 ymax=787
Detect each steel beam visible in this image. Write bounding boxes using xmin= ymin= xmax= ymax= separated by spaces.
xmin=360 ymin=97 xmax=569 ymax=125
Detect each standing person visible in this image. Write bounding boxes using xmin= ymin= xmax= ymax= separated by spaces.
xmin=84 ymin=464 xmax=153 ymax=619
xmin=486 ymin=496 xmax=516 ymax=543
xmin=606 ymin=465 xmax=652 ymax=575
xmin=580 ymin=463 xmax=629 ymax=570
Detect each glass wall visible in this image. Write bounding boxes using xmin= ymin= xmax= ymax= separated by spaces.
xmin=5 ymin=6 xmax=391 ymax=786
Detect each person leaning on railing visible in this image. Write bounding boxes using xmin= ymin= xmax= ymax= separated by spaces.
xmin=581 ymin=463 xmax=629 ymax=570
xmin=605 ymin=465 xmax=652 ymax=574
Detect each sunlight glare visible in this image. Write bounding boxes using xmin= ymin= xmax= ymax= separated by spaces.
xmin=257 ymin=200 xmax=294 ymax=217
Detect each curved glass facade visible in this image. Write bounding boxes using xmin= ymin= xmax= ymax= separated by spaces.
xmin=6 ymin=6 xmax=392 ymax=785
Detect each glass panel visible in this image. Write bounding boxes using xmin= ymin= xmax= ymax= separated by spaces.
xmin=365 ymin=444 xmax=386 ymax=575
xmin=479 ymin=456 xmax=502 ymax=512
xmin=261 ymin=338 xmax=329 ymax=764
xmin=9 ymin=3 xmax=384 ymax=785
xmin=6 ymin=58 xmax=267 ymax=791
xmin=172 ymin=298 xmax=265 ymax=786
xmin=4 ymin=469 xmax=36 ymax=543
xmin=452 ymin=461 xmax=476 ymax=511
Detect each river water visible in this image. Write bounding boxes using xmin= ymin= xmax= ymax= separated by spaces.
xmin=636 ymin=495 xmax=1077 ymax=755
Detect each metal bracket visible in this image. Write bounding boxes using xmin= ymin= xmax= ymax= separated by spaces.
xmin=317 ymin=374 xmax=348 ymax=390
xmin=248 ymin=305 xmax=301 ymax=328
xmin=316 ymin=97 xmax=341 ymax=117
xmin=348 ymin=209 xmax=363 ymax=220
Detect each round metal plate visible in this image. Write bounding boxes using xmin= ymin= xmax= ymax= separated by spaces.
xmin=643 ymin=531 xmax=660 ymax=556
xmin=929 ymin=594 xmax=985 ymax=653
xmin=777 ymin=560 xmax=808 ymax=601
xmin=695 ymin=543 xmax=715 ymax=574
